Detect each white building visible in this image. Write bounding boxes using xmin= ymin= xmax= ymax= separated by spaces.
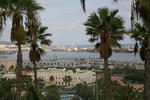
xmin=33 ymin=68 xmax=96 ymax=87
xmin=1 ymin=72 xmax=16 ymax=79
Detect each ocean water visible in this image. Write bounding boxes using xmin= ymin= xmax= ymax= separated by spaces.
xmin=0 ymin=51 xmax=143 ymax=63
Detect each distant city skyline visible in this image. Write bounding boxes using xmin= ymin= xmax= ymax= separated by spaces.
xmin=0 ymin=0 xmax=135 ymax=45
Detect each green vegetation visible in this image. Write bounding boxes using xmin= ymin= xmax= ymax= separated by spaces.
xmin=129 ymin=23 xmax=148 ymax=59
xmin=62 ymin=75 xmax=72 ymax=86
xmin=111 ymin=66 xmax=144 ymax=83
xmin=98 ymin=79 xmax=144 ymax=100
xmin=9 ymin=65 xmax=15 ymax=72
xmin=44 ymin=85 xmax=61 ymax=100
xmin=0 ymin=78 xmax=15 ymax=100
xmin=37 ymin=78 xmax=45 ymax=89
xmin=75 ymin=83 xmax=95 ymax=100
xmin=0 ymin=0 xmax=44 ymax=99
xmin=0 ymin=77 xmax=60 ymax=100
xmin=0 ymin=64 xmax=5 ymax=72
xmin=111 ymin=81 xmax=144 ymax=100
xmin=49 ymin=75 xmax=54 ymax=82
xmin=22 ymin=66 xmax=33 ymax=71
xmin=0 ymin=75 xmax=33 ymax=100
xmin=75 ymin=80 xmax=144 ymax=100
xmin=124 ymin=69 xmax=144 ymax=84
xmin=24 ymin=85 xmax=38 ymax=100
xmin=72 ymin=96 xmax=80 ymax=100
xmin=49 ymin=75 xmax=54 ymax=85
xmin=130 ymin=1 xmax=150 ymax=100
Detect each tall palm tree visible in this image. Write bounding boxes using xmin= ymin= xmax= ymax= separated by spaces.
xmin=131 ymin=1 xmax=150 ymax=100
xmin=9 ymin=1 xmax=27 ymax=100
xmin=0 ymin=0 xmax=44 ymax=99
xmin=25 ymin=0 xmax=44 ymax=92
xmin=81 ymin=0 xmax=150 ymax=99
xmin=0 ymin=1 xmax=25 ymax=99
xmin=84 ymin=8 xmax=124 ymax=100
xmin=129 ymin=23 xmax=149 ymax=100
xmin=28 ymin=23 xmax=52 ymax=91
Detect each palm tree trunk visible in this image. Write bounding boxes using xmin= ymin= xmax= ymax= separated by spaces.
xmin=16 ymin=42 xmax=23 ymax=100
xmin=104 ymin=58 xmax=112 ymax=100
xmin=148 ymin=33 xmax=150 ymax=48
xmin=144 ymin=27 xmax=150 ymax=100
xmin=144 ymin=43 xmax=150 ymax=100
xmin=33 ymin=61 xmax=38 ymax=91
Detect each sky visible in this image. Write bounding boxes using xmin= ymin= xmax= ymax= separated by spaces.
xmin=0 ymin=0 xmax=135 ymax=45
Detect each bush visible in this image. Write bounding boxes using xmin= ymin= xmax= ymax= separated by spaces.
xmin=72 ymin=96 xmax=80 ymax=100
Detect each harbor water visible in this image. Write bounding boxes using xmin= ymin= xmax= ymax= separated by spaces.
xmin=0 ymin=51 xmax=143 ymax=63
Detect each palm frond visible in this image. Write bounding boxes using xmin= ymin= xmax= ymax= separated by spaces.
xmin=98 ymin=8 xmax=109 ymax=20
xmin=111 ymin=39 xmax=121 ymax=48
xmin=110 ymin=9 xmax=118 ymax=17
xmin=84 ymin=7 xmax=124 ymax=59
xmin=41 ymin=39 xmax=52 ymax=46
xmin=37 ymin=47 xmax=45 ymax=56
xmin=38 ymin=26 xmax=48 ymax=35
xmin=128 ymin=23 xmax=148 ymax=42
xmin=88 ymin=38 xmax=98 ymax=43
xmin=95 ymin=42 xmax=100 ymax=49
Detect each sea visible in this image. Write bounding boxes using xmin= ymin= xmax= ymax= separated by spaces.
xmin=0 ymin=51 xmax=143 ymax=63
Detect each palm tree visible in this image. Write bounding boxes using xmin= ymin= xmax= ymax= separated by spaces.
xmin=0 ymin=1 xmax=24 ymax=97
xmin=26 ymin=84 xmax=38 ymax=100
xmin=131 ymin=1 xmax=150 ymax=100
xmin=9 ymin=65 xmax=15 ymax=72
xmin=25 ymin=0 xmax=44 ymax=38
xmin=10 ymin=1 xmax=27 ymax=99
xmin=0 ymin=0 xmax=44 ymax=99
xmin=49 ymin=75 xmax=54 ymax=85
xmin=84 ymin=8 xmax=124 ymax=100
xmin=129 ymin=23 xmax=149 ymax=100
xmin=0 ymin=64 xmax=5 ymax=72
xmin=11 ymin=1 xmax=43 ymax=99
xmin=62 ymin=75 xmax=72 ymax=86
xmin=81 ymin=0 xmax=150 ymax=99
xmin=28 ymin=23 xmax=52 ymax=91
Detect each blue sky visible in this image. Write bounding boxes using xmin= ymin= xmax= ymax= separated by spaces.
xmin=1 ymin=0 xmax=135 ymax=45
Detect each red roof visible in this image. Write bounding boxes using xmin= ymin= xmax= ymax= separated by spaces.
xmin=97 ymin=75 xmax=103 ymax=79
